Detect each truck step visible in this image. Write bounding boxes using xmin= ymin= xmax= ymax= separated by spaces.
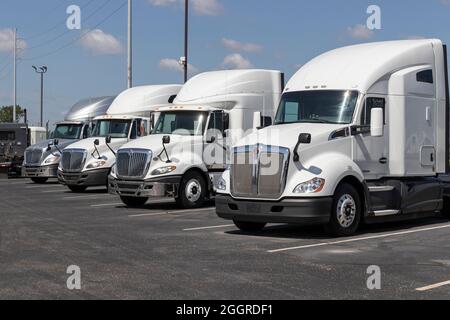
xmin=372 ymin=209 xmax=400 ymax=217
xmin=368 ymin=186 xmax=395 ymax=192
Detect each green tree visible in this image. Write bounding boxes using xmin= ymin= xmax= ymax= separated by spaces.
xmin=0 ymin=105 xmax=25 ymax=123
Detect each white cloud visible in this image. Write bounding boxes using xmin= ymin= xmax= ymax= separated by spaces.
xmin=440 ymin=0 xmax=450 ymax=5
xmin=159 ymin=58 xmax=199 ymax=75
xmin=221 ymin=38 xmax=262 ymax=53
xmin=148 ymin=0 xmax=223 ymax=16
xmin=222 ymin=54 xmax=253 ymax=69
xmin=0 ymin=28 xmax=27 ymax=53
xmin=78 ymin=29 xmax=123 ymax=55
xmin=346 ymin=24 xmax=373 ymax=40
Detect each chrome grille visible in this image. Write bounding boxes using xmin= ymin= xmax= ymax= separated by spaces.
xmin=231 ymin=144 xmax=289 ymax=199
xmin=25 ymin=149 xmax=43 ymax=165
xmin=61 ymin=149 xmax=86 ymax=172
xmin=117 ymin=149 xmax=152 ymax=179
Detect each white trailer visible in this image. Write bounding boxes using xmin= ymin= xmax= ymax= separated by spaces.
xmin=108 ymin=69 xmax=284 ymax=208
xmin=216 ymin=39 xmax=450 ymax=236
xmin=22 ymin=96 xmax=115 ymax=183
xmin=58 ymin=85 xmax=182 ymax=192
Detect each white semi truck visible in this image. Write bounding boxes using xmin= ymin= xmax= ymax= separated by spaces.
xmin=58 ymin=85 xmax=182 ymax=192
xmin=216 ymin=39 xmax=450 ymax=236
xmin=22 ymin=96 xmax=115 ymax=183
xmin=108 ymin=69 xmax=283 ymax=208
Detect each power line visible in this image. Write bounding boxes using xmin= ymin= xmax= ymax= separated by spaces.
xmin=27 ymin=0 xmax=112 ymax=50
xmin=22 ymin=0 xmax=127 ymax=62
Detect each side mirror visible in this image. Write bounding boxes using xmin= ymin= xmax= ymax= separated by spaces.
xmin=206 ymin=136 xmax=216 ymax=144
xmin=253 ymin=111 xmax=262 ymax=130
xmin=293 ymin=133 xmax=312 ymax=162
xmin=105 ymin=136 xmax=112 ymax=144
xmin=46 ymin=144 xmax=52 ymax=152
xmin=94 ymin=139 xmax=100 ymax=146
xmin=53 ymin=139 xmax=59 ymax=146
xmin=162 ymin=136 xmax=171 ymax=145
xmin=370 ymin=108 xmax=384 ymax=137
xmin=298 ymin=133 xmax=312 ymax=144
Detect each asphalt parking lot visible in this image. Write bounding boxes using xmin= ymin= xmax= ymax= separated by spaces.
xmin=1 ymin=176 xmax=450 ymax=300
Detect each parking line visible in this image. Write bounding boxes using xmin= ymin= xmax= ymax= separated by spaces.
xmin=183 ymin=224 xmax=235 ymax=231
xmin=41 ymin=189 xmax=65 ymax=193
xmin=25 ymin=185 xmax=62 ymax=189
xmin=63 ymin=194 xmax=108 ymax=200
xmin=416 ymin=280 xmax=450 ymax=292
xmin=128 ymin=212 xmax=169 ymax=218
xmin=91 ymin=203 xmax=124 ymax=208
xmin=268 ymin=224 xmax=450 ymax=253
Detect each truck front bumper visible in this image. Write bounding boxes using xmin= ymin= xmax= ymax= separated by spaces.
xmin=108 ymin=175 xmax=182 ymax=198
xmin=22 ymin=164 xmax=58 ymax=178
xmin=216 ymin=195 xmax=332 ymax=225
xmin=58 ymin=168 xmax=110 ymax=187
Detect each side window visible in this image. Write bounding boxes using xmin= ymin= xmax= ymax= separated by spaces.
xmin=284 ymin=102 xmax=300 ymax=122
xmin=138 ymin=120 xmax=148 ymax=137
xmin=416 ymin=69 xmax=433 ymax=84
xmin=130 ymin=120 xmax=138 ymax=139
xmin=208 ymin=112 xmax=225 ymax=133
xmin=82 ymin=125 xmax=89 ymax=139
xmin=361 ymin=97 xmax=385 ymax=126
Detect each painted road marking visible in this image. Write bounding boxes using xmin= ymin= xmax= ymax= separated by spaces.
xmin=63 ymin=194 xmax=110 ymax=200
xmin=91 ymin=203 xmax=124 ymax=208
xmin=268 ymin=224 xmax=450 ymax=253
xmin=41 ymin=189 xmax=66 ymax=193
xmin=25 ymin=185 xmax=62 ymax=189
xmin=183 ymin=224 xmax=235 ymax=231
xmin=416 ymin=280 xmax=450 ymax=292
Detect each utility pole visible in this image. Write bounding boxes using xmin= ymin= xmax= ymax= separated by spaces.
xmin=32 ymin=66 xmax=48 ymax=127
xmin=13 ymin=28 xmax=17 ymax=123
xmin=184 ymin=0 xmax=189 ymax=83
xmin=127 ymin=0 xmax=133 ymax=88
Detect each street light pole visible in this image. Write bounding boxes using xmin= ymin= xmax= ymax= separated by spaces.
xmin=127 ymin=0 xmax=133 ymax=88
xmin=184 ymin=0 xmax=189 ymax=83
xmin=32 ymin=66 xmax=48 ymax=127
xmin=13 ymin=28 xmax=17 ymax=123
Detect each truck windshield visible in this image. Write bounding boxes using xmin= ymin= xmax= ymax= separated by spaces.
xmin=275 ymin=90 xmax=359 ymax=125
xmin=152 ymin=111 xmax=208 ymax=136
xmin=92 ymin=120 xmax=131 ymax=138
xmin=53 ymin=124 xmax=83 ymax=140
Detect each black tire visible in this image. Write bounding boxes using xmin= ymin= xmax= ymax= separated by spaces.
xmin=31 ymin=177 xmax=48 ymax=184
xmin=233 ymin=220 xmax=267 ymax=232
xmin=326 ymin=183 xmax=362 ymax=237
xmin=120 ymin=196 xmax=148 ymax=208
xmin=68 ymin=185 xmax=88 ymax=193
xmin=441 ymin=197 xmax=450 ymax=218
xmin=176 ymin=171 xmax=207 ymax=209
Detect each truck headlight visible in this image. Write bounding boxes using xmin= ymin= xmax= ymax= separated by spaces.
xmin=216 ymin=177 xmax=227 ymax=191
xmin=43 ymin=154 xmax=61 ymax=165
xmin=293 ymin=178 xmax=325 ymax=194
xmin=151 ymin=165 xmax=177 ymax=176
xmin=86 ymin=160 xmax=107 ymax=169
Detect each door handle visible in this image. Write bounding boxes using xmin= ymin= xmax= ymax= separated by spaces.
xmin=430 ymin=153 xmax=434 ymax=162
xmin=379 ymin=157 xmax=387 ymax=164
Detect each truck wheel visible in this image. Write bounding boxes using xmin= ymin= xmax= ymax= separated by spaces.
xmin=176 ymin=171 xmax=207 ymax=209
xmin=233 ymin=220 xmax=267 ymax=232
xmin=441 ymin=197 xmax=450 ymax=218
xmin=68 ymin=185 xmax=87 ymax=193
xmin=327 ymin=183 xmax=361 ymax=237
xmin=31 ymin=177 xmax=48 ymax=184
xmin=120 ymin=196 xmax=148 ymax=208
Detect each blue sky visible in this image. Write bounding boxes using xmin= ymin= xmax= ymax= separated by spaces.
xmin=0 ymin=0 xmax=450 ymax=125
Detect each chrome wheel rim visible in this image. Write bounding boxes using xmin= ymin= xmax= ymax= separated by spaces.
xmin=185 ymin=179 xmax=202 ymax=203
xmin=337 ymin=194 xmax=356 ymax=228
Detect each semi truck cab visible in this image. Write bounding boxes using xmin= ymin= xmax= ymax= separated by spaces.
xmin=108 ymin=69 xmax=283 ymax=209
xmin=22 ymin=96 xmax=115 ymax=183
xmin=216 ymin=39 xmax=450 ymax=236
xmin=58 ymin=85 xmax=182 ymax=192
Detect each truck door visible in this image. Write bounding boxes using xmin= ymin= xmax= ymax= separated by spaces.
xmin=353 ymin=96 xmax=389 ymax=179
xmin=204 ymin=111 xmax=229 ymax=171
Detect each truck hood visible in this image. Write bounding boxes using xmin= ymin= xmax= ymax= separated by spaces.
xmin=27 ymin=138 xmax=76 ymax=151
xmin=236 ymin=123 xmax=345 ymax=149
xmin=119 ymin=134 xmax=199 ymax=155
